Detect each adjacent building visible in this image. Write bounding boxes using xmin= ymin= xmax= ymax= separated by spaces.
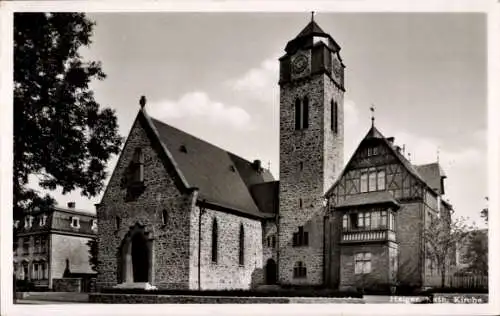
xmin=13 ymin=202 xmax=97 ymax=289
xmin=95 ymin=18 xmax=455 ymax=292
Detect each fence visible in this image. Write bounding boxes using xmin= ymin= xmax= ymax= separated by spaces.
xmin=425 ymin=274 xmax=488 ymax=289
xmin=449 ymin=275 xmax=488 ymax=289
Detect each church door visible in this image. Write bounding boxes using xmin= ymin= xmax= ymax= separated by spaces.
xmin=265 ymin=259 xmax=277 ymax=285
xmin=131 ymin=233 xmax=149 ymax=282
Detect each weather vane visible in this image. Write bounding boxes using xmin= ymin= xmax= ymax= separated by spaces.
xmin=370 ymin=104 xmax=375 ymax=127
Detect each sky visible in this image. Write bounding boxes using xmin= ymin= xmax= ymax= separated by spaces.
xmin=27 ymin=12 xmax=487 ymax=227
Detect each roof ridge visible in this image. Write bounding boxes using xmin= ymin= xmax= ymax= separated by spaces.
xmin=150 ymin=117 xmax=255 ymax=166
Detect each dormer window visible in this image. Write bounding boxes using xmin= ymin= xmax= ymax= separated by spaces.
xmin=39 ymin=215 xmax=47 ymax=226
xmin=24 ymin=216 xmax=33 ymax=228
xmin=70 ymin=217 xmax=80 ymax=229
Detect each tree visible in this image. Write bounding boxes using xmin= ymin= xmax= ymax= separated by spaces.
xmin=14 ymin=13 xmax=122 ymax=219
xmin=423 ymin=214 xmax=471 ymax=288
xmin=461 ymin=229 xmax=488 ymax=275
xmin=480 ymin=197 xmax=488 ymax=223
xmin=87 ymin=238 xmax=99 ymax=272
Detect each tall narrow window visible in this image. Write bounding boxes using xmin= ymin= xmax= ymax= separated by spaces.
xmin=295 ymin=98 xmax=301 ymax=130
xmin=161 ymin=209 xmax=168 ymax=226
xmin=381 ymin=210 xmax=388 ymax=228
xmin=116 ymin=216 xmax=121 ymax=230
xmin=132 ymin=148 xmax=144 ymax=183
xmin=331 ymin=100 xmax=338 ymax=133
xmin=299 ymin=198 xmax=303 ymax=209
xmin=377 ymin=170 xmax=386 ymax=190
xmin=211 ymin=218 xmax=218 ymax=263
xmin=371 ymin=210 xmax=380 ymax=229
xmin=368 ymin=168 xmax=377 ymax=192
xmin=239 ymin=224 xmax=245 ymax=266
xmin=360 ymin=171 xmax=368 ymax=193
xmin=342 ymin=214 xmax=348 ymax=231
xmin=302 ymin=96 xmax=309 ymax=129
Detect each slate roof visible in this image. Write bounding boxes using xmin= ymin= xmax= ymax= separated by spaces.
xmin=296 ymin=20 xmax=328 ymax=38
xmin=249 ymin=181 xmax=280 ymax=215
xmin=285 ymin=20 xmax=341 ymax=54
xmin=336 ymin=191 xmax=400 ymax=209
xmin=15 ymin=206 xmax=96 ymax=236
xmin=148 ymin=115 xmax=275 ymax=219
xmin=415 ymin=163 xmax=446 ymax=194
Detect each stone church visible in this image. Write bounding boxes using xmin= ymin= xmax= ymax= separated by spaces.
xmin=96 ymin=19 xmax=453 ymax=291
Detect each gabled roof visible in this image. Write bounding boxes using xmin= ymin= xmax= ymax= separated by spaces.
xmin=415 ymin=163 xmax=446 ymax=194
xmin=325 ymin=125 xmax=447 ymax=200
xmin=139 ymin=110 xmax=274 ymax=219
xmin=336 ymin=191 xmax=400 ymax=209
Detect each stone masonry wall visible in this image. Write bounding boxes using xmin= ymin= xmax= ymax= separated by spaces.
xmin=396 ymin=202 xmax=423 ymax=287
xmin=278 ymin=69 xmax=344 ymax=285
xmin=189 ymin=206 xmax=263 ymax=290
xmin=96 ymin=116 xmax=192 ymax=290
xmin=339 ymin=244 xmax=389 ymax=291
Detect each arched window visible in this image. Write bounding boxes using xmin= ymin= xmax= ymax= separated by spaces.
xmin=211 ymin=218 xmax=218 ymax=263
xmin=293 ymin=261 xmax=307 ymax=278
xmin=302 ymin=96 xmax=309 ymax=129
xmin=239 ymin=224 xmax=245 ymax=266
xmin=161 ymin=209 xmax=168 ymax=226
xmin=295 ymin=98 xmax=301 ymax=130
xmin=331 ymin=100 xmax=338 ymax=133
xmin=294 ymin=97 xmax=309 ymax=130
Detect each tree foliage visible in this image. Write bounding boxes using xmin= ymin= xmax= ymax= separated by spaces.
xmin=423 ymin=213 xmax=471 ymax=288
xmin=14 ymin=13 xmax=122 ymax=218
xmin=461 ymin=229 xmax=488 ymax=275
xmin=480 ymin=197 xmax=488 ymax=223
xmin=87 ymin=238 xmax=100 ymax=272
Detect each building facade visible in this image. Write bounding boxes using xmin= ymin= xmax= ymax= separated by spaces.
xmin=95 ymin=19 xmax=454 ymax=292
xmin=13 ymin=203 xmax=97 ymax=289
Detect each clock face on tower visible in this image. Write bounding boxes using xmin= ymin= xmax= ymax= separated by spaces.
xmin=292 ymin=54 xmax=308 ymax=75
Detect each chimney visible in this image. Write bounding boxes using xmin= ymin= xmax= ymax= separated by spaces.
xmin=395 ymin=145 xmax=401 ymax=154
xmin=67 ymin=202 xmax=75 ymax=209
xmin=386 ymin=137 xmax=395 ymax=144
xmin=252 ymin=159 xmax=262 ymax=171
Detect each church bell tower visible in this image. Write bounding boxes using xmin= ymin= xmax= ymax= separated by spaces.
xmin=278 ymin=16 xmax=345 ymax=285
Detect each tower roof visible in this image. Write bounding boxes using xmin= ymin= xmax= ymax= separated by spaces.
xmin=295 ymin=20 xmax=328 ymax=38
xmin=284 ymin=19 xmax=341 ymax=54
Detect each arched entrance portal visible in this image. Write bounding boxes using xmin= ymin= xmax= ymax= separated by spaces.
xmin=118 ymin=222 xmax=153 ymax=284
xmin=265 ymin=259 xmax=277 ymax=285
xmin=131 ymin=233 xmax=149 ymax=282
